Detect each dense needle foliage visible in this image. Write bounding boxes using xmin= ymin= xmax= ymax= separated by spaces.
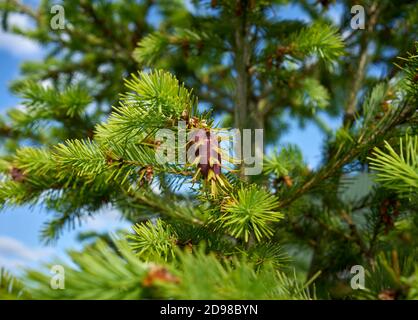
xmin=0 ymin=0 xmax=417 ymax=300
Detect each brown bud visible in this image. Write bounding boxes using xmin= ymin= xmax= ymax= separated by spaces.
xmin=181 ymin=109 xmax=189 ymax=122
xmin=106 ymin=154 xmax=114 ymax=165
xmin=177 ymin=239 xmax=193 ymax=253
xmin=378 ymin=289 xmax=397 ymax=300
xmin=145 ymin=166 xmax=153 ymax=182
xmin=282 ymin=175 xmax=293 ymax=187
xmin=276 ymin=46 xmax=290 ymax=57
xmin=381 ymin=100 xmax=390 ymax=112
xmin=10 ymin=167 xmax=25 ymax=182
xmin=142 ymin=266 xmax=180 ymax=287
xmin=189 ymin=117 xmax=199 ymax=128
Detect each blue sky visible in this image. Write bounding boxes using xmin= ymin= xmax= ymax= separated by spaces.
xmin=0 ymin=10 xmax=131 ymax=271
xmin=0 ymin=1 xmax=345 ymax=273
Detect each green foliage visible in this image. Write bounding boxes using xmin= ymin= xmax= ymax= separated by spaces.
xmin=133 ymin=32 xmax=170 ymax=65
xmin=408 ymin=267 xmax=418 ymax=299
xmin=53 ymin=140 xmax=107 ymax=178
xmin=355 ymin=251 xmax=417 ymax=300
xmin=133 ymin=28 xmax=212 ymax=65
xmin=264 ymin=145 xmax=306 ymax=177
xmin=13 ymin=81 xmax=92 ymax=118
xmin=161 ymin=247 xmax=314 ymax=300
xmin=288 ymin=22 xmax=345 ymax=63
xmin=122 ymin=69 xmax=196 ymax=118
xmin=95 ymin=70 xmax=198 ymax=145
xmin=25 ymin=239 xmax=150 ymax=299
xmin=397 ymin=43 xmax=418 ymax=100
xmin=292 ymin=78 xmax=330 ymax=111
xmin=0 ymin=69 xmax=210 ymax=242
xmin=0 ymin=268 xmax=27 ymax=300
xmin=368 ymin=134 xmax=418 ymax=197
xmin=215 ymin=185 xmax=284 ymax=242
xmin=361 ymin=83 xmax=389 ymax=130
xmin=0 ymin=0 xmax=418 ymax=301
xmin=239 ymin=242 xmax=290 ymax=270
xmin=127 ymin=219 xmax=177 ymax=262
xmin=18 ymin=238 xmax=312 ymax=300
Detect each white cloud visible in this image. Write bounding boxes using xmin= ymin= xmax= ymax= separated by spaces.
xmin=14 ymin=103 xmax=26 ymax=112
xmin=40 ymin=79 xmax=53 ymax=88
xmin=7 ymin=12 xmax=33 ymax=29
xmin=0 ymin=13 xmax=42 ymax=58
xmin=82 ymin=207 xmax=130 ymax=232
xmin=0 ymin=236 xmax=54 ymax=270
